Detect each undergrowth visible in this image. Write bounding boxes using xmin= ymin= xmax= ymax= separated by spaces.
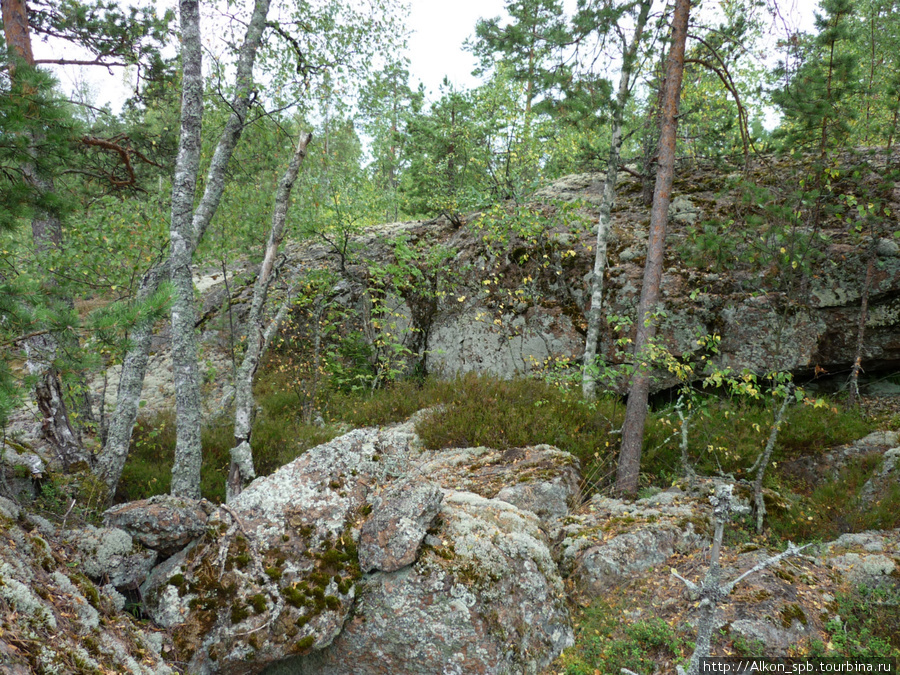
xmin=555 ymin=597 xmax=688 ymax=675
xmin=115 ymin=364 xmax=881 ymax=548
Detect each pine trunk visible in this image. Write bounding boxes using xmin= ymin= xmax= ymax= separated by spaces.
xmin=3 ymin=0 xmax=86 ymax=468
xmin=616 ymin=0 xmax=691 ymax=496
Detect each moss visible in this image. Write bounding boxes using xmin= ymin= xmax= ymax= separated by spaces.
xmin=295 ymin=614 xmax=310 ymax=628
xmin=780 ymin=603 xmax=808 ymax=628
xmin=774 ymin=569 xmax=796 ymax=583
xmin=293 ymin=636 xmax=315 ymax=653
xmin=249 ymin=593 xmax=268 ymax=613
xmin=231 ymin=604 xmax=250 ymax=624
xmin=325 ymin=595 xmax=341 ymax=610
xmin=281 ymin=585 xmax=306 ymax=608
xmin=168 ymin=574 xmax=185 ymax=588
xmin=264 ymin=567 xmax=283 ymax=581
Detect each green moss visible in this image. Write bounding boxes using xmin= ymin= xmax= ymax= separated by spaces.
xmin=780 ymin=603 xmax=807 ymax=628
xmin=264 ymin=566 xmax=283 ymax=581
xmin=231 ymin=604 xmax=250 ymax=624
xmin=281 ymin=585 xmax=306 ymax=608
xmin=293 ymin=636 xmax=315 ymax=653
xmin=168 ymin=574 xmax=185 ymax=588
xmin=249 ymin=593 xmax=267 ymax=613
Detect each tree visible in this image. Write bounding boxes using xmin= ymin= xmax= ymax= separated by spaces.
xmin=229 ymin=131 xmax=312 ymax=501
xmin=359 ymin=60 xmax=423 ymax=221
xmin=616 ymin=0 xmax=691 ymax=496
xmin=468 ymin=0 xmax=571 ymax=118
xmin=96 ymin=0 xmax=273 ymax=495
xmin=581 ymin=0 xmax=653 ymax=400
xmin=95 ymin=0 xmax=406 ymax=498
xmin=1 ymin=0 xmax=171 ymax=468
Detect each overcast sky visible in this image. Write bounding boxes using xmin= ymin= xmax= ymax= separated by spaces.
xmin=35 ymin=0 xmax=817 ymax=114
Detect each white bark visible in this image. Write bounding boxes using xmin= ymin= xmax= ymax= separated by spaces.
xmin=672 ymin=485 xmax=810 ymax=675
xmin=752 ymin=387 xmax=793 ymax=533
xmin=169 ymin=0 xmax=204 ymax=499
xmin=582 ymin=0 xmax=652 ymax=399
xmin=228 ymin=133 xmax=312 ymax=502
xmin=95 ymin=0 xmax=272 ymax=496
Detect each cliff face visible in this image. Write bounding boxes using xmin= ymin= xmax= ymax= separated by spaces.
xmin=318 ymin=156 xmax=900 ymax=391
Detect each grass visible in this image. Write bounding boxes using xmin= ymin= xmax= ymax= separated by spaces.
xmin=809 ymin=584 xmax=900 ymax=659
xmin=554 ymin=597 xmax=687 ymax=675
xmin=768 ymin=451 xmax=900 ymax=542
xmin=115 ymin=361 xmax=880 ymax=542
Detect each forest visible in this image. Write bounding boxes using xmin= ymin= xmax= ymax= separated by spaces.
xmin=2 ymin=0 xmax=900 ymax=672
xmin=1 ymin=0 xmax=899 ymax=497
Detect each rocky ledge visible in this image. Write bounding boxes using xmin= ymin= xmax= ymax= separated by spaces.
xmin=1 ymin=414 xmax=898 ymax=673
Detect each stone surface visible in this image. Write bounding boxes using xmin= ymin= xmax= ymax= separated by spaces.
xmin=104 ymin=494 xmax=215 ymax=557
xmin=67 ymin=524 xmax=158 ymax=589
xmin=267 ymin=490 xmax=573 ymax=675
xmin=142 ymin=422 xmax=576 ymax=674
xmin=558 ymin=487 xmax=709 ymax=594
xmin=415 ymin=443 xmax=582 ymax=524
xmin=0 ymin=517 xmax=173 ymax=673
xmin=358 ymin=480 xmax=443 ymax=573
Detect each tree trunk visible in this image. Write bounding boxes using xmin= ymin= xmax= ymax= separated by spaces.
xmin=616 ymin=0 xmax=691 ymax=496
xmin=3 ymin=0 xmax=87 ymax=469
xmin=848 ymin=240 xmax=877 ymax=406
xmin=95 ymin=0 xmax=272 ymax=496
xmin=582 ymin=0 xmax=652 ymax=399
xmin=228 ymin=132 xmax=312 ymax=502
xmin=168 ymin=0 xmax=204 ymax=499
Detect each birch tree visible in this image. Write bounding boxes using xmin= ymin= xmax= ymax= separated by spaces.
xmin=167 ymin=0 xmax=205 ymax=498
xmin=616 ymin=0 xmax=691 ymax=496
xmin=581 ymin=0 xmax=653 ymax=400
xmin=228 ymin=132 xmax=312 ymax=502
xmin=96 ymin=0 xmax=273 ymax=495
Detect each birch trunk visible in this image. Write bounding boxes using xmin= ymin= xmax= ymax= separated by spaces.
xmin=848 ymin=240 xmax=877 ymax=406
xmin=616 ymin=0 xmax=691 ymax=496
xmin=95 ymin=0 xmax=272 ymax=496
xmin=168 ymin=0 xmax=204 ymax=499
xmin=582 ymin=0 xmax=652 ymax=399
xmin=228 ymin=132 xmax=312 ymax=502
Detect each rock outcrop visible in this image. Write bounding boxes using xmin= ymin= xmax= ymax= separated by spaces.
xmin=0 ymin=510 xmax=173 ymax=673
xmin=139 ymin=420 xmax=575 ymax=674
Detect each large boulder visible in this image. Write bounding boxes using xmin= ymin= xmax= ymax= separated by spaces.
xmin=104 ymin=494 xmax=215 ymax=557
xmin=558 ymin=487 xmax=709 ymax=594
xmin=66 ymin=524 xmax=157 ymax=590
xmin=267 ymin=490 xmax=573 ymax=675
xmin=141 ymin=422 xmax=577 ymax=674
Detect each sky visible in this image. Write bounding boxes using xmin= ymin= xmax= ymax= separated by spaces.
xmin=34 ymin=0 xmax=818 ymax=115
xmin=35 ymin=0 xmax=516 ymax=113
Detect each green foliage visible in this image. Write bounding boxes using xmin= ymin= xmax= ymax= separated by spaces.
xmin=810 ymin=584 xmax=900 ymax=658
xmin=768 ymin=451 xmax=900 ymax=542
xmin=772 ymin=0 xmax=859 ymax=154
xmin=556 ymin=598 xmax=686 ymax=675
xmin=415 ymin=373 xmax=621 ymax=490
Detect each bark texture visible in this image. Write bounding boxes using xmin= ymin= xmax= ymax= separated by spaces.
xmin=847 ymin=240 xmax=877 ymax=406
xmin=228 ymin=132 xmax=312 ymax=502
xmin=168 ymin=0 xmax=204 ymax=499
xmin=96 ymin=0 xmax=272 ymax=495
xmin=582 ymin=0 xmax=652 ymax=399
xmin=616 ymin=0 xmax=691 ymax=495
xmin=3 ymin=0 xmax=86 ymax=469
